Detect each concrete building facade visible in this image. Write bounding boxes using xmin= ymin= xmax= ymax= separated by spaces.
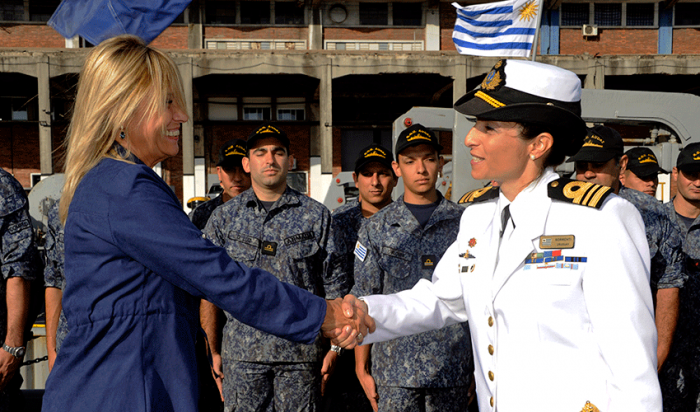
xmin=1 ymin=0 xmax=699 ymax=210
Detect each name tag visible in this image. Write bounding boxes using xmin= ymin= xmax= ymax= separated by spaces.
xmin=539 ymin=235 xmax=575 ymax=249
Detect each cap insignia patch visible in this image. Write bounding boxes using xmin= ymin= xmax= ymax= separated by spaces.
xmin=548 ymin=178 xmax=612 ymax=209
xmin=638 ymin=153 xmax=658 ymax=164
xmin=226 ymin=144 xmax=247 ymax=157
xmin=364 ymin=147 xmax=387 ymax=159
xmin=406 ymin=129 xmax=433 ymax=142
xmin=694 ymin=151 xmax=700 ymax=161
xmin=254 ymin=125 xmax=281 ymax=135
xmin=481 ymin=60 xmax=505 ymax=91
xmin=458 ymin=186 xmax=499 ymax=204
xmin=582 ymin=134 xmax=605 ymax=148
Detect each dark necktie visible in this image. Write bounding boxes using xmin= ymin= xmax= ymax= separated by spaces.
xmin=500 ymin=205 xmax=514 ymax=238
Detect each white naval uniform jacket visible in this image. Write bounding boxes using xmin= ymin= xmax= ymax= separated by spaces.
xmin=362 ymin=169 xmax=661 ymax=412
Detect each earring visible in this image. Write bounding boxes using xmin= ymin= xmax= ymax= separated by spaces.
xmin=120 ymin=127 xmax=125 ymax=139
xmin=530 ymin=154 xmax=536 ymax=161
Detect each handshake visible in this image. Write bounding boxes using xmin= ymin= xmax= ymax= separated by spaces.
xmin=321 ymin=295 xmax=375 ymax=349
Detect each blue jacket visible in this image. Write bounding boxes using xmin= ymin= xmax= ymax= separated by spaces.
xmin=41 ymin=156 xmax=326 ymax=412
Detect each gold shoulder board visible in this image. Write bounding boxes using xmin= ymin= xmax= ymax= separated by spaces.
xmin=547 ymin=178 xmax=613 ymax=209
xmin=458 ymin=186 xmax=499 ymax=204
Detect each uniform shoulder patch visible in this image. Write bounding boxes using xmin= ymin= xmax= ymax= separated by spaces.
xmin=458 ymin=186 xmax=499 ymax=204
xmin=547 ymin=178 xmax=613 ymax=209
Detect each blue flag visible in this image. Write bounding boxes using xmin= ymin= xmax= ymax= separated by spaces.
xmin=48 ymin=0 xmax=191 ymax=45
xmin=452 ymin=0 xmax=540 ymax=57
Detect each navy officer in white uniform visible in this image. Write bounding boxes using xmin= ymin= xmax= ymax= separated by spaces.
xmin=343 ymin=59 xmax=661 ymax=412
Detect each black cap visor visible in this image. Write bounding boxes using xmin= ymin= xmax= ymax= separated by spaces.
xmin=455 ymin=87 xmax=586 ymax=156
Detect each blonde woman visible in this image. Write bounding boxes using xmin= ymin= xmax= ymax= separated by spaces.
xmin=43 ymin=35 xmax=371 ymax=412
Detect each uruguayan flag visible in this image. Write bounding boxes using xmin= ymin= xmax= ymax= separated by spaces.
xmin=452 ymin=0 xmax=540 ymax=57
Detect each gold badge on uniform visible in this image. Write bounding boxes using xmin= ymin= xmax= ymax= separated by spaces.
xmin=539 ymin=235 xmax=575 ymax=249
xmin=580 ymin=401 xmax=600 ymax=412
xmin=422 ymin=255 xmax=437 ymax=269
xmin=261 ymin=241 xmax=278 ymax=256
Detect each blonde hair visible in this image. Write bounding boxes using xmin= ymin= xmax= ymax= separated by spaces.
xmin=59 ymin=35 xmax=186 ymax=224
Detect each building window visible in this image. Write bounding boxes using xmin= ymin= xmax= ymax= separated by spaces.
xmin=561 ymin=3 xmax=589 ymax=26
xmin=626 ymin=3 xmax=654 ymax=26
xmin=240 ymin=1 xmax=270 ymax=24
xmin=393 ymin=3 xmax=422 ymax=26
xmin=561 ymin=2 xmax=655 ymax=27
xmin=275 ymin=2 xmax=304 ymax=24
xmin=243 ymin=97 xmax=272 ymax=121
xmin=360 ymin=3 xmax=388 ymax=25
xmin=208 ymin=98 xmax=239 ymax=121
xmin=243 ymin=107 xmax=271 ymax=120
xmin=675 ymin=3 xmax=700 ymax=26
xmin=277 ymin=108 xmax=304 ymax=120
xmin=594 ymin=3 xmax=621 ymax=26
xmin=0 ymin=0 xmax=24 ymax=21
xmin=0 ymin=97 xmax=37 ymax=122
xmin=206 ymin=0 xmax=237 ymax=24
xmin=29 ymin=0 xmax=60 ymax=22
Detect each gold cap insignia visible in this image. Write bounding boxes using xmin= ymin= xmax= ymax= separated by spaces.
xmin=481 ymin=60 xmax=505 ymax=91
xmin=693 ymin=151 xmax=700 ymax=161
xmin=364 ymin=147 xmax=387 ymax=159
xmin=255 ymin=125 xmax=281 ymax=135
xmin=225 ymin=144 xmax=247 ymax=157
xmin=581 ymin=134 xmax=605 ymax=148
xmin=406 ymin=130 xmax=433 ymax=142
xmin=638 ymin=153 xmax=658 ymax=164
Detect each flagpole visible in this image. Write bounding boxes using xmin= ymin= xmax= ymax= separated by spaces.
xmin=530 ymin=0 xmax=544 ymax=61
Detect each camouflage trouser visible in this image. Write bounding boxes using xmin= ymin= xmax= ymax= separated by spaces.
xmin=376 ymin=385 xmax=469 ymax=412
xmin=223 ymin=361 xmax=321 ymax=412
xmin=660 ymin=270 xmax=700 ymax=412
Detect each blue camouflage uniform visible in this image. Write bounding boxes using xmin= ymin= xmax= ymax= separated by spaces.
xmin=204 ymin=186 xmax=341 ymax=412
xmin=660 ymin=199 xmax=700 ymax=411
xmin=351 ymin=194 xmax=473 ymax=411
xmin=618 ymin=186 xmax=685 ymax=291
xmin=43 ymin=202 xmax=69 ymax=353
xmin=0 ymin=168 xmax=39 ymax=411
xmin=323 ymin=200 xmax=372 ymax=412
xmin=327 ymin=200 xmax=362 ymax=296
xmin=188 ymin=194 xmax=224 ymax=231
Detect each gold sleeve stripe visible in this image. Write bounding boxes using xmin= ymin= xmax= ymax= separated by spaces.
xmin=475 ymin=91 xmax=506 ymax=109
xmin=587 ymin=185 xmax=612 ymax=208
xmin=458 ymin=187 xmax=492 ymax=203
xmin=562 ymin=181 xmax=612 ymax=208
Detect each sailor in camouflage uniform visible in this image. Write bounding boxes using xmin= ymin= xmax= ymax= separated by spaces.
xmin=323 ymin=144 xmax=396 ymax=412
xmin=661 ymin=143 xmax=700 ymax=411
xmin=44 ymin=201 xmax=68 ymax=371
xmin=204 ymin=124 xmax=341 ymax=412
xmin=351 ymin=124 xmax=473 ymax=412
xmin=190 ymin=139 xmax=251 ymax=411
xmin=571 ymin=126 xmax=685 ymax=371
xmin=0 ymin=167 xmax=40 ymax=411
xmin=189 ymin=139 xmax=250 ymax=230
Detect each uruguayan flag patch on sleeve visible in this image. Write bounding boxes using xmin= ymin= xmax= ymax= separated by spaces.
xmin=354 ymin=241 xmax=368 ymax=262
